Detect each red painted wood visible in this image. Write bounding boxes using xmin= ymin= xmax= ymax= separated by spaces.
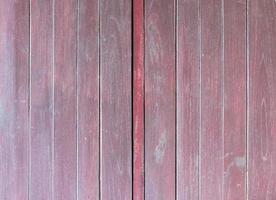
xmin=176 ymin=0 xmax=200 ymax=199
xmin=2 ymin=1 xmax=276 ymax=199
xmin=200 ymin=0 xmax=223 ymax=199
xmin=0 ymin=1 xmax=29 ymax=199
xmin=248 ymin=0 xmax=276 ymax=198
xmin=30 ymin=0 xmax=53 ymax=199
xmin=77 ymin=0 xmax=99 ymax=199
xmin=223 ymin=0 xmax=246 ymax=199
xmin=145 ymin=0 xmax=175 ymax=199
xmin=133 ymin=0 xmax=144 ymax=199
xmin=54 ymin=0 xmax=77 ymax=199
xmin=100 ymin=0 xmax=132 ymax=199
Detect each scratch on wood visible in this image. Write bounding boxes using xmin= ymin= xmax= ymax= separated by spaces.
xmin=261 ymin=97 xmax=269 ymax=161
xmin=0 ymin=101 xmax=5 ymax=128
xmin=154 ymin=131 xmax=167 ymax=164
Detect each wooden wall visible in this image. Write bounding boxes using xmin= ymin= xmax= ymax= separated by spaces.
xmin=0 ymin=0 xmax=275 ymax=199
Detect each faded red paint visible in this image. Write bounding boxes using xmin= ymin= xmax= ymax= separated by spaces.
xmin=133 ymin=0 xmax=144 ymax=199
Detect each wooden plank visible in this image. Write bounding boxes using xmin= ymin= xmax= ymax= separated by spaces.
xmin=100 ymin=0 xmax=132 ymax=199
xmin=248 ymin=0 xmax=276 ymax=199
xmin=133 ymin=0 xmax=145 ymax=199
xmin=77 ymin=0 xmax=99 ymax=199
xmin=200 ymin=0 xmax=223 ymax=199
xmin=0 ymin=1 xmax=29 ymax=199
xmin=223 ymin=0 xmax=246 ymax=199
xmin=176 ymin=0 xmax=199 ymax=199
xmin=54 ymin=0 xmax=77 ymax=199
xmin=30 ymin=0 xmax=53 ymax=199
xmin=144 ymin=0 xmax=175 ymax=199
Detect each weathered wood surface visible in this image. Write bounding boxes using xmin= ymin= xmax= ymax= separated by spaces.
xmin=145 ymin=0 xmax=176 ymax=199
xmin=77 ymin=0 xmax=99 ymax=199
xmin=0 ymin=1 xmax=29 ymax=199
xmin=54 ymin=0 xmax=77 ymax=199
xmin=223 ymin=0 xmax=246 ymax=199
xmin=1 ymin=0 xmax=276 ymax=199
xmin=100 ymin=0 xmax=132 ymax=199
xmin=248 ymin=0 xmax=276 ymax=199
xmin=200 ymin=0 xmax=223 ymax=199
xmin=133 ymin=0 xmax=145 ymax=199
xmin=30 ymin=0 xmax=53 ymax=199
xmin=176 ymin=0 xmax=200 ymax=199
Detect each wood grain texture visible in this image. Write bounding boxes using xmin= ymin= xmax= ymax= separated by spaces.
xmin=200 ymin=0 xmax=223 ymax=199
xmin=2 ymin=1 xmax=276 ymax=199
xmin=133 ymin=0 xmax=144 ymax=199
xmin=54 ymin=0 xmax=77 ymax=199
xmin=100 ymin=0 xmax=132 ymax=199
xmin=248 ymin=0 xmax=276 ymax=199
xmin=30 ymin=0 xmax=53 ymax=199
xmin=223 ymin=0 xmax=246 ymax=199
xmin=77 ymin=0 xmax=99 ymax=199
xmin=0 ymin=1 xmax=29 ymax=199
xmin=176 ymin=0 xmax=199 ymax=199
xmin=145 ymin=0 xmax=175 ymax=199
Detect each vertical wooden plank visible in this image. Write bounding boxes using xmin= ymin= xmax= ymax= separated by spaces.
xmin=100 ymin=0 xmax=132 ymax=199
xmin=223 ymin=0 xmax=246 ymax=199
xmin=248 ymin=0 xmax=276 ymax=199
xmin=30 ymin=0 xmax=53 ymax=199
xmin=176 ymin=0 xmax=199 ymax=199
xmin=200 ymin=0 xmax=223 ymax=199
xmin=54 ymin=0 xmax=77 ymax=199
xmin=0 ymin=0 xmax=29 ymax=199
xmin=78 ymin=0 xmax=99 ymax=199
xmin=133 ymin=0 xmax=144 ymax=199
xmin=145 ymin=0 xmax=175 ymax=199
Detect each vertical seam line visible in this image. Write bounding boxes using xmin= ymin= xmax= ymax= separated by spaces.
xmin=51 ymin=0 xmax=55 ymax=199
xmin=131 ymin=0 xmax=134 ymax=199
xmin=28 ymin=0 xmax=32 ymax=199
xmin=198 ymin=0 xmax=202 ymax=198
xmin=143 ymin=0 xmax=146 ymax=198
xmin=143 ymin=0 xmax=146 ymax=199
xmin=246 ymin=0 xmax=249 ymax=199
xmin=76 ymin=0 xmax=80 ymax=199
xmin=99 ymin=0 xmax=102 ymax=198
xmin=221 ymin=0 xmax=225 ymax=198
xmin=175 ymin=0 xmax=178 ymax=198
